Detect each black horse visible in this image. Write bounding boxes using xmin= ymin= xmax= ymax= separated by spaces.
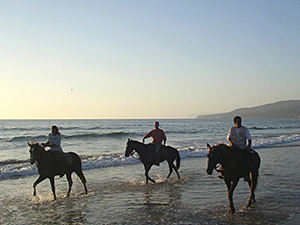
xmin=206 ymin=143 xmax=260 ymax=214
xmin=28 ymin=142 xmax=88 ymax=200
xmin=125 ymin=139 xmax=181 ymax=183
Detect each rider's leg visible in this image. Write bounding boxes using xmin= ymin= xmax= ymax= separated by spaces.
xmin=53 ymin=151 xmax=64 ymax=177
xmin=241 ymin=149 xmax=251 ymax=182
xmin=154 ymin=143 xmax=161 ymax=166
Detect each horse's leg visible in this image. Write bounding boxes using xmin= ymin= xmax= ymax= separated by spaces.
xmin=33 ymin=175 xmax=46 ymax=197
xmin=144 ymin=164 xmax=155 ymax=183
xmin=66 ymin=173 xmax=73 ymax=198
xmin=247 ymin=171 xmax=258 ymax=208
xmin=166 ymin=160 xmax=173 ymax=178
xmin=172 ymin=161 xmax=181 ymax=179
xmin=225 ymin=179 xmax=238 ymax=214
xmin=49 ymin=177 xmax=56 ymax=200
xmin=75 ymin=170 xmax=88 ymax=195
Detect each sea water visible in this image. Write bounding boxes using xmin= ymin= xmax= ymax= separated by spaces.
xmin=1 ymin=118 xmax=300 ymax=224
xmin=1 ymin=118 xmax=300 ymax=180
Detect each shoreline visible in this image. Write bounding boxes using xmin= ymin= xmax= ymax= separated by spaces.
xmin=1 ymin=145 xmax=300 ymax=224
xmin=283 ymin=214 xmax=300 ymax=225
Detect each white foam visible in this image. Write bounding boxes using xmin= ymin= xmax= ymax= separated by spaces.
xmin=1 ymin=133 xmax=300 ymax=181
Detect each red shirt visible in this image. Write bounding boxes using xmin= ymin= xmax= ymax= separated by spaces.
xmin=144 ymin=128 xmax=167 ymax=143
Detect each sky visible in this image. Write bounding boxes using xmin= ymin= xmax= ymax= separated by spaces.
xmin=1 ymin=0 xmax=300 ymax=119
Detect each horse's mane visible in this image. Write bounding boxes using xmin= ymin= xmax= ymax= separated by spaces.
xmin=30 ymin=141 xmax=46 ymax=150
xmin=216 ymin=143 xmax=229 ymax=147
xmin=128 ymin=139 xmax=147 ymax=145
xmin=213 ymin=143 xmax=231 ymax=152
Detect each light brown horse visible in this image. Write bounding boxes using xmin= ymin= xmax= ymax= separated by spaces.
xmin=28 ymin=142 xmax=87 ymax=200
xmin=206 ymin=143 xmax=260 ymax=214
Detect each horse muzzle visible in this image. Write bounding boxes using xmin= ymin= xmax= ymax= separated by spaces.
xmin=30 ymin=156 xmax=35 ymax=165
xmin=206 ymin=168 xmax=213 ymax=175
xmin=124 ymin=151 xmax=130 ymax=157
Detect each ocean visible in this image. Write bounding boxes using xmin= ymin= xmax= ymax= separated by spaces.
xmin=1 ymin=118 xmax=300 ymax=224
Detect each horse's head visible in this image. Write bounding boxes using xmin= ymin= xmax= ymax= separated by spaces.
xmin=28 ymin=142 xmax=45 ymax=165
xmin=206 ymin=143 xmax=223 ymax=175
xmin=125 ymin=139 xmax=135 ymax=157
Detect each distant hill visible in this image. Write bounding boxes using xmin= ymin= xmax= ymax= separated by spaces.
xmin=196 ymin=100 xmax=300 ymax=119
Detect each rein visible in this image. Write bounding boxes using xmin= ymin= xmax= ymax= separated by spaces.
xmin=130 ymin=150 xmax=140 ymax=160
xmin=214 ymin=149 xmax=238 ymax=172
xmin=31 ymin=145 xmax=46 ymax=163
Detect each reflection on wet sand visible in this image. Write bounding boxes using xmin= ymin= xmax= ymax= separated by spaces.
xmin=1 ymin=144 xmax=300 ymax=224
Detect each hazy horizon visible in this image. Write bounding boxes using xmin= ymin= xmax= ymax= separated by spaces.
xmin=1 ymin=1 xmax=300 ymax=119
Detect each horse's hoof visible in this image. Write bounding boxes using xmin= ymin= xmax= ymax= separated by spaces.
xmin=228 ymin=207 xmax=236 ymax=214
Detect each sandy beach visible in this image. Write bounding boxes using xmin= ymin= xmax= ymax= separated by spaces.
xmin=1 ymin=143 xmax=300 ymax=224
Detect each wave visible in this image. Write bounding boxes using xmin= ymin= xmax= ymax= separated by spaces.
xmin=64 ymin=131 xmax=140 ymax=140
xmin=253 ymin=133 xmax=300 ymax=148
xmin=1 ymin=132 xmax=142 ymax=143
xmin=1 ymin=135 xmax=46 ymax=143
xmin=250 ymin=125 xmax=300 ymax=130
xmin=0 ymin=147 xmax=207 ymax=181
xmin=1 ymin=133 xmax=300 ymax=181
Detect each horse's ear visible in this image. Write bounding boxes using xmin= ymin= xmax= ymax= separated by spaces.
xmin=28 ymin=142 xmax=31 ymax=147
xmin=207 ymin=143 xmax=211 ymax=150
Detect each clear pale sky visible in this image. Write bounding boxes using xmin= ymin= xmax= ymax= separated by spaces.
xmin=1 ymin=1 xmax=299 ymax=119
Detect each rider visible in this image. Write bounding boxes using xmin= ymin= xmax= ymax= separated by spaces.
xmin=42 ymin=125 xmax=64 ymax=177
xmin=142 ymin=121 xmax=167 ymax=166
xmin=227 ymin=116 xmax=252 ymax=181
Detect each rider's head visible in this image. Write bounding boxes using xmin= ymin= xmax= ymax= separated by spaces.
xmin=51 ymin=125 xmax=60 ymax=135
xmin=233 ymin=116 xmax=242 ymax=128
xmin=154 ymin=121 xmax=159 ymax=128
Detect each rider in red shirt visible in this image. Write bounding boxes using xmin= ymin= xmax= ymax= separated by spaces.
xmin=143 ymin=121 xmax=167 ymax=165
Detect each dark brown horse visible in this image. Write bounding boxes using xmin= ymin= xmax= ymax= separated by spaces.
xmin=28 ymin=142 xmax=88 ymax=200
xmin=206 ymin=143 xmax=260 ymax=214
xmin=125 ymin=139 xmax=180 ymax=183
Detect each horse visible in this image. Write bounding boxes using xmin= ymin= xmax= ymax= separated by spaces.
xmin=206 ymin=143 xmax=260 ymax=214
xmin=28 ymin=142 xmax=88 ymax=200
xmin=125 ymin=139 xmax=181 ymax=183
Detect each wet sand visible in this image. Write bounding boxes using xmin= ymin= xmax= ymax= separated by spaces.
xmin=1 ymin=144 xmax=300 ymax=224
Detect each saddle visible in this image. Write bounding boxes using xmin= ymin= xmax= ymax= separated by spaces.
xmin=47 ymin=151 xmax=73 ymax=165
xmin=151 ymin=144 xmax=168 ymax=161
xmin=218 ymin=146 xmax=254 ymax=180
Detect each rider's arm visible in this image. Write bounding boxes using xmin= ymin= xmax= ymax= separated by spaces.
xmin=227 ymin=128 xmax=234 ymax=145
xmin=227 ymin=137 xmax=234 ymax=146
xmin=42 ymin=142 xmax=57 ymax=147
xmin=143 ymin=130 xmax=153 ymax=143
xmin=162 ymin=131 xmax=167 ymax=145
xmin=247 ymin=139 xmax=252 ymax=148
xmin=245 ymin=128 xmax=252 ymax=148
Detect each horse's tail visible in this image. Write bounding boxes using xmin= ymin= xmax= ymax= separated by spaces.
xmin=175 ymin=150 xmax=180 ymax=170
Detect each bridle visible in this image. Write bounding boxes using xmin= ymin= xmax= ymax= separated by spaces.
xmin=30 ymin=145 xmax=43 ymax=163
xmin=129 ymin=150 xmax=140 ymax=160
xmin=210 ymin=148 xmax=238 ymax=172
